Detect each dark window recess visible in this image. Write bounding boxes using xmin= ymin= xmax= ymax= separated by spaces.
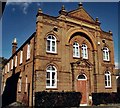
xmin=53 ymin=27 xmax=58 ymax=32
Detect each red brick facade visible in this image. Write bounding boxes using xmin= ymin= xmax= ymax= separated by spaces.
xmin=2 ymin=4 xmax=116 ymax=106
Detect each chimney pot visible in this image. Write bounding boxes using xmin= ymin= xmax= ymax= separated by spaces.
xmin=12 ymin=38 xmax=17 ymax=54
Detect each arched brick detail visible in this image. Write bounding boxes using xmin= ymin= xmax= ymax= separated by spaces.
xmin=44 ymin=31 xmax=60 ymax=41
xmin=66 ymin=28 xmax=96 ymax=50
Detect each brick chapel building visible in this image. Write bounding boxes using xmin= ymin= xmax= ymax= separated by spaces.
xmin=2 ymin=3 xmax=117 ymax=106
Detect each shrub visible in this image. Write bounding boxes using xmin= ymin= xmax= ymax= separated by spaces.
xmin=35 ymin=91 xmax=82 ymax=107
xmin=92 ymin=92 xmax=120 ymax=105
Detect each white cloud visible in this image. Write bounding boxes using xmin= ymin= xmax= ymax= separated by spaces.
xmin=115 ymin=62 xmax=120 ymax=69
xmin=6 ymin=2 xmax=32 ymax=15
xmin=37 ymin=3 xmax=41 ymax=7
xmin=12 ymin=8 xmax=16 ymax=12
xmin=22 ymin=2 xmax=31 ymax=14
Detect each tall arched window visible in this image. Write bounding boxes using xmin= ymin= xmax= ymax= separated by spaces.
xmin=81 ymin=44 xmax=88 ymax=59
xmin=103 ymin=47 xmax=110 ymax=61
xmin=73 ymin=42 xmax=80 ymax=58
xmin=18 ymin=77 xmax=22 ymax=92
xmin=46 ymin=65 xmax=57 ymax=88
xmin=46 ymin=35 xmax=57 ymax=53
xmin=27 ymin=43 xmax=30 ymax=60
xmin=105 ymin=71 xmax=111 ymax=88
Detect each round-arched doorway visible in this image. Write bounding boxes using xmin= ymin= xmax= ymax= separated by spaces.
xmin=77 ymin=74 xmax=88 ymax=106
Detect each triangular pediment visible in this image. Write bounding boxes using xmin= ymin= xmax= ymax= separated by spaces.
xmin=74 ymin=58 xmax=93 ymax=68
xmin=68 ymin=7 xmax=95 ymax=23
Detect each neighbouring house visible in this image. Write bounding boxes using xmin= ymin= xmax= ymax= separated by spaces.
xmin=1 ymin=3 xmax=117 ymax=106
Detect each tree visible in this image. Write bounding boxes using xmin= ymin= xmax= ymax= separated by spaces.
xmin=0 ymin=57 xmax=7 ymax=71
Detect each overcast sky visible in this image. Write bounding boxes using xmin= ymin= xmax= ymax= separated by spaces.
xmin=1 ymin=2 xmax=119 ymax=68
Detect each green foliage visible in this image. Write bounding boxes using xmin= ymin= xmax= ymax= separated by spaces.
xmin=35 ymin=91 xmax=82 ymax=107
xmin=92 ymin=92 xmax=120 ymax=105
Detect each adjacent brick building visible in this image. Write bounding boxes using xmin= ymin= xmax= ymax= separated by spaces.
xmin=2 ymin=3 xmax=117 ymax=106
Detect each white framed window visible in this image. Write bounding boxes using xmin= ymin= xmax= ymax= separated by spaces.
xmin=103 ymin=47 xmax=110 ymax=61
xmin=11 ymin=59 xmax=13 ymax=70
xmin=20 ymin=50 xmax=23 ymax=64
xmin=18 ymin=77 xmax=22 ymax=92
xmin=46 ymin=35 xmax=57 ymax=53
xmin=7 ymin=63 xmax=9 ymax=72
xmin=15 ymin=55 xmax=17 ymax=67
xmin=5 ymin=65 xmax=7 ymax=73
xmin=25 ymin=76 xmax=28 ymax=92
xmin=27 ymin=43 xmax=30 ymax=60
xmin=105 ymin=71 xmax=111 ymax=88
xmin=46 ymin=65 xmax=57 ymax=88
xmin=73 ymin=42 xmax=80 ymax=58
xmin=81 ymin=44 xmax=88 ymax=59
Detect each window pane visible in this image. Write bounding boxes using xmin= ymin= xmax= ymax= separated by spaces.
xmin=105 ymin=75 xmax=107 ymax=80
xmin=108 ymin=81 xmax=110 ymax=86
xmin=76 ymin=51 xmax=79 ymax=56
xmin=105 ymin=80 xmax=107 ymax=86
xmin=52 ymin=72 xmax=55 ymax=79
xmin=47 ymin=40 xmax=50 ymax=51
xmin=52 ymin=46 xmax=55 ymax=51
xmin=52 ymin=41 xmax=55 ymax=46
xmin=78 ymin=75 xmax=86 ymax=79
xmin=52 ymin=36 xmax=55 ymax=40
xmin=108 ymin=76 xmax=110 ymax=80
xmin=47 ymin=72 xmax=50 ymax=78
xmin=52 ymin=66 xmax=55 ymax=71
xmin=47 ymin=80 xmax=50 ymax=86
xmin=73 ymin=47 xmax=75 ymax=55
xmin=48 ymin=36 xmax=51 ymax=39
xmin=52 ymin=80 xmax=55 ymax=86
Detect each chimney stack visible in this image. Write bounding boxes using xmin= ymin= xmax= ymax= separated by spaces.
xmin=12 ymin=38 xmax=17 ymax=54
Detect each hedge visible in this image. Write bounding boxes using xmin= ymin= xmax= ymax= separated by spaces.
xmin=92 ymin=92 xmax=120 ymax=105
xmin=35 ymin=91 xmax=82 ymax=107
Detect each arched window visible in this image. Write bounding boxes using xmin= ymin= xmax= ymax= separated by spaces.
xmin=103 ymin=47 xmax=110 ymax=61
xmin=73 ymin=42 xmax=80 ymax=58
xmin=81 ymin=44 xmax=88 ymax=59
xmin=18 ymin=77 xmax=22 ymax=92
xmin=46 ymin=35 xmax=57 ymax=53
xmin=27 ymin=43 xmax=30 ymax=60
xmin=77 ymin=74 xmax=87 ymax=80
xmin=46 ymin=65 xmax=57 ymax=88
xmin=105 ymin=71 xmax=111 ymax=88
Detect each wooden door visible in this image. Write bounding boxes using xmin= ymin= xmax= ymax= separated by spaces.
xmin=77 ymin=74 xmax=87 ymax=106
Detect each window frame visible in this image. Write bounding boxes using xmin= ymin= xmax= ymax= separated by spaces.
xmin=46 ymin=35 xmax=57 ymax=53
xmin=18 ymin=77 xmax=22 ymax=92
xmin=7 ymin=63 xmax=9 ymax=72
xmin=15 ymin=55 xmax=17 ymax=67
xmin=25 ymin=76 xmax=28 ymax=93
xmin=46 ymin=65 xmax=57 ymax=89
xmin=11 ymin=59 xmax=13 ymax=70
xmin=105 ymin=71 xmax=111 ymax=88
xmin=27 ymin=43 xmax=30 ymax=60
xmin=81 ymin=44 xmax=88 ymax=59
xmin=20 ymin=50 xmax=23 ymax=64
xmin=5 ymin=65 xmax=7 ymax=74
xmin=103 ymin=47 xmax=110 ymax=61
xmin=73 ymin=42 xmax=80 ymax=58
